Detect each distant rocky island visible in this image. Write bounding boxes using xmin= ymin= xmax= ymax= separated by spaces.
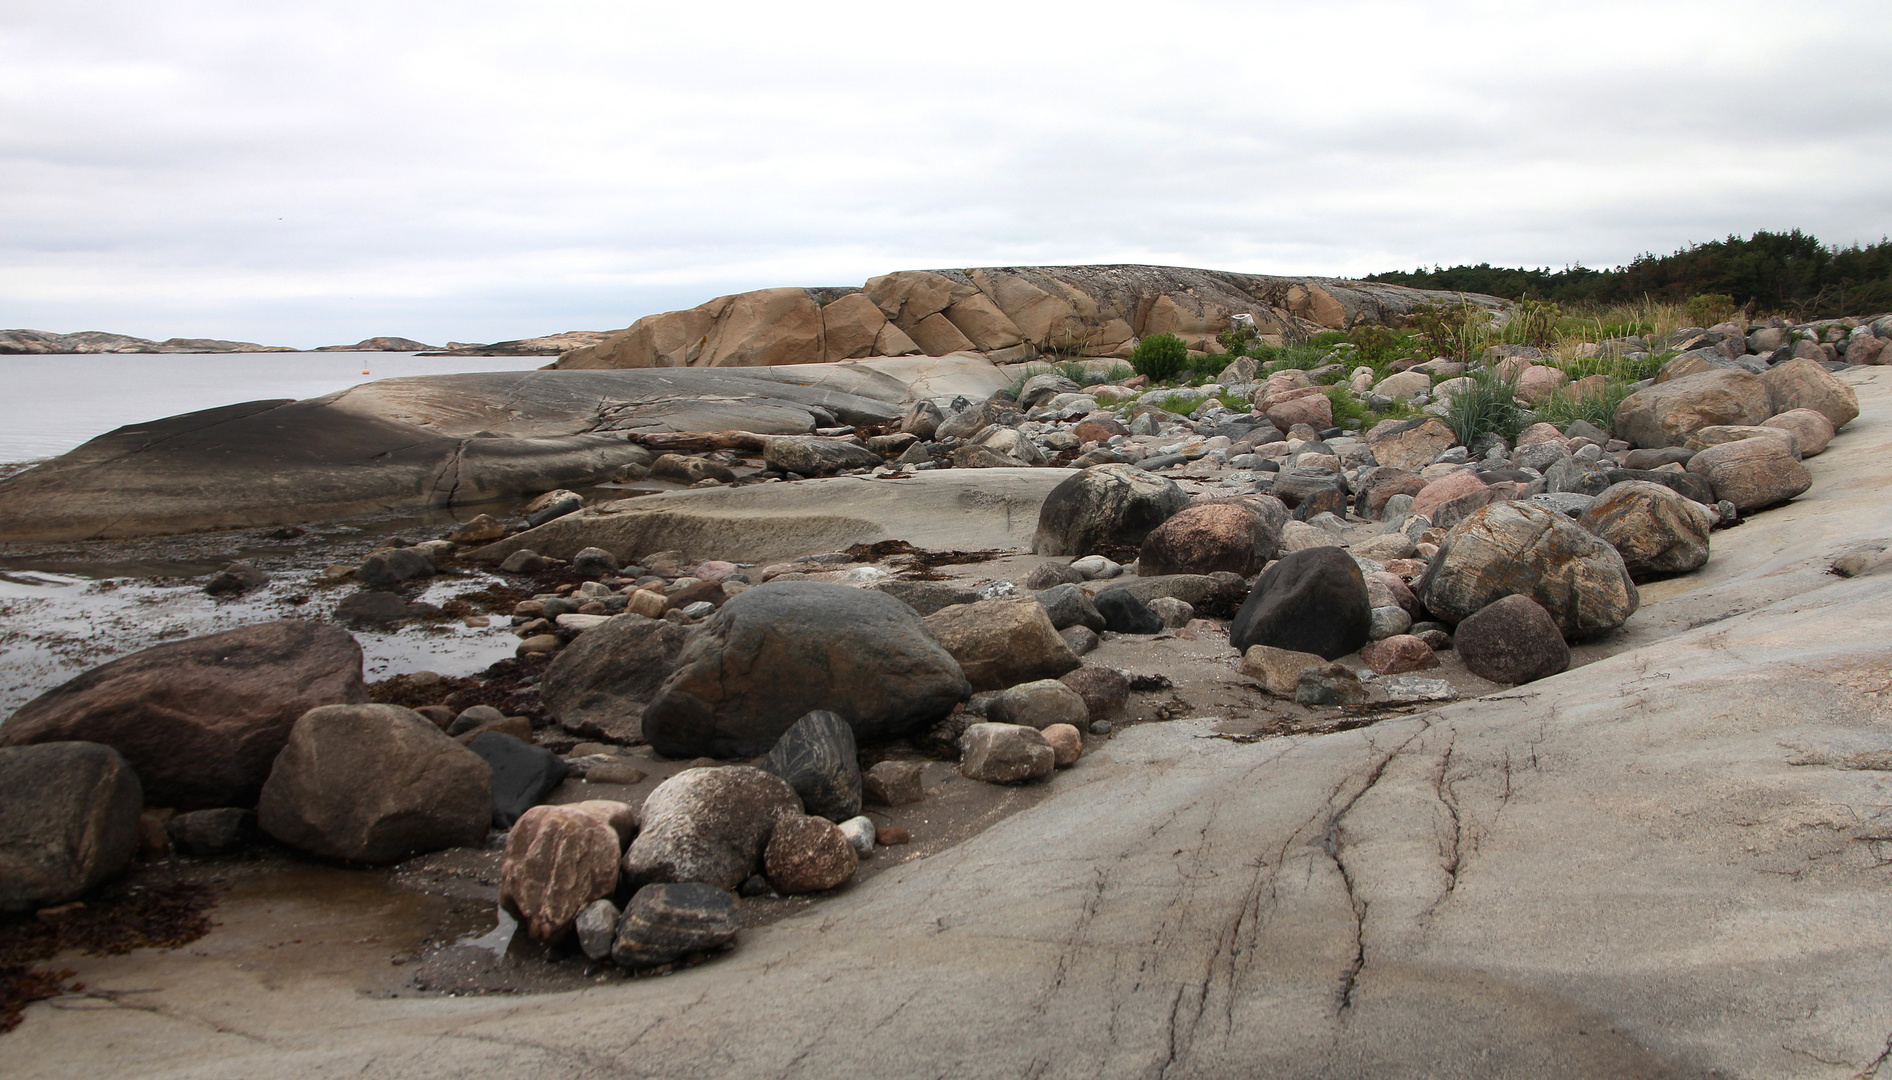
xmin=0 ymin=328 xmax=613 ymax=356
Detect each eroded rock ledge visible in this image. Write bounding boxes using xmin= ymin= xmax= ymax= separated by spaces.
xmin=555 ymin=265 xmax=1507 ymax=370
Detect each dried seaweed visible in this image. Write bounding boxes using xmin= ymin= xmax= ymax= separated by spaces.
xmin=0 ymin=965 xmax=81 ymax=1034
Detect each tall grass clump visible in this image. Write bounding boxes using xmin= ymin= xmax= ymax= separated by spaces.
xmin=1324 ymin=386 xmax=1371 ymax=429
xmin=1410 ymin=300 xmax=1498 ymax=362
xmin=1535 ymin=379 xmax=1635 ymax=435
xmin=1129 ymin=333 xmax=1190 ymax=382
xmin=1442 ymin=366 xmax=1525 ymax=445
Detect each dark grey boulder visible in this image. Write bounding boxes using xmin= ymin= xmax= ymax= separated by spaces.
xmin=1229 ymin=547 xmax=1372 ymax=660
xmin=539 ymin=614 xmax=691 ymax=743
xmin=1035 ymin=583 xmax=1106 ymax=632
xmin=763 ymin=437 xmax=881 ymax=476
xmin=571 ymin=546 xmax=619 ymax=576
xmin=524 ymin=490 xmax=586 ymax=527
xmin=640 ymin=582 xmax=970 ymax=759
xmin=167 ymin=807 xmax=257 ymax=857
xmin=465 ymin=732 xmax=569 ymax=828
xmin=611 ymin=882 xmax=740 ymax=969
xmin=0 ymin=742 xmax=142 ymax=912
xmin=1092 ymin=589 xmax=1164 ymax=634
xmin=334 ymin=589 xmax=436 ymax=629
xmin=203 ymin=561 xmax=268 ymax=596
xmin=759 ymin=711 xmax=861 ymax=823
xmin=0 ymin=621 xmax=367 ymax=810
xmin=1544 ymin=457 xmax=1614 ymax=496
xmin=354 ymin=547 xmax=436 ymax=586
xmin=1031 ymin=464 xmax=1189 ymax=556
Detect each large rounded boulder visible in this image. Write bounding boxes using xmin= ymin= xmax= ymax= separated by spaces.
xmin=1229 ymin=547 xmax=1373 ymax=661
xmin=923 ymin=598 xmax=1081 ymax=692
xmin=1137 ymin=497 xmax=1287 ymax=577
xmin=1032 ymin=463 xmax=1189 ymax=556
xmin=621 ymin=766 xmax=801 ymax=891
xmin=1612 ymin=369 xmax=1771 ymax=448
xmin=1418 ymin=502 xmax=1639 ymax=640
xmin=639 ymin=582 xmax=970 ymax=759
xmin=1761 ymin=357 xmax=1858 ymax=432
xmin=0 ymin=621 xmax=367 ymax=810
xmin=1455 ymin=595 xmax=1571 ymax=684
xmin=0 ymin=742 xmax=143 ymax=912
xmin=257 ymin=704 xmax=493 ymax=865
xmin=1577 ymin=481 xmax=1715 ymax=580
xmin=1685 ymin=436 xmax=1814 ymax=512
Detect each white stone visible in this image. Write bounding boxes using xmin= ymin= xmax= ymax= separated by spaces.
xmin=837 ymin=816 xmax=875 ymax=857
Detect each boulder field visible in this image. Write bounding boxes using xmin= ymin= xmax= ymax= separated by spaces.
xmin=6 ymin=367 xmax=1891 ymax=1080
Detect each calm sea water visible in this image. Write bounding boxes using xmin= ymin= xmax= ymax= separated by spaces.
xmin=0 ymin=351 xmax=543 ymax=463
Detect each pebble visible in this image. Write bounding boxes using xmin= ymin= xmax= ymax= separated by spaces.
xmin=875 ymin=826 xmax=910 ymax=846
xmin=837 ymin=816 xmax=876 ymax=857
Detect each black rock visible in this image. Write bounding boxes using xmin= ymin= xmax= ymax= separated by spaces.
xmin=354 ymin=547 xmax=435 ymax=587
xmin=1034 ymin=583 xmax=1107 ymax=632
xmin=758 ymin=710 xmax=861 ymax=823
xmin=465 ymin=732 xmax=569 ymax=828
xmin=640 ymin=582 xmax=970 ymax=759
xmin=1138 ymin=453 xmax=1188 ymax=470
xmin=571 ymin=546 xmax=620 ymax=577
xmin=1030 ymin=464 xmax=1190 ymax=556
xmin=204 ymin=561 xmax=268 ymax=596
xmin=611 ymin=882 xmax=740 ymax=968
xmin=1478 ymin=469 xmax=1535 ymax=484
xmin=167 ymin=807 xmax=257 ymax=856
xmin=334 ymin=589 xmax=435 ymax=628
xmin=1092 ymin=588 xmax=1164 ymax=634
xmin=1229 ymin=547 xmax=1372 ymax=660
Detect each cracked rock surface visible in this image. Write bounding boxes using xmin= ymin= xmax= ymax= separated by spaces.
xmin=8 ymin=368 xmax=1892 ymax=1079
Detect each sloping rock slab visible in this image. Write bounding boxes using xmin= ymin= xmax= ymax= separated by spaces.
xmin=473 ymin=469 xmax=1073 ymax=566
xmin=0 ymin=365 xmax=916 ymax=542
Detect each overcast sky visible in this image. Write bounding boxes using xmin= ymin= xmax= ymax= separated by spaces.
xmin=3 ymin=0 xmax=1887 ymax=349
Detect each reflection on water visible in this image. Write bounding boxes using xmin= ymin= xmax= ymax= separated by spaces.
xmin=0 ymin=351 xmax=541 ymax=463
xmin=0 ymin=562 xmax=521 ymax=718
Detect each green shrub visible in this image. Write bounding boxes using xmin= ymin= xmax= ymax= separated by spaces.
xmin=1129 ymin=333 xmax=1190 ymax=382
xmin=1256 ymin=343 xmax=1333 ymax=371
xmin=1442 ymin=366 xmax=1525 ymax=445
xmin=1682 ymin=292 xmax=1738 ymax=328
xmin=1348 ymin=324 xmax=1420 ymax=363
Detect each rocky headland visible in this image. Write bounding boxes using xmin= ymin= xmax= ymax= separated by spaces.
xmin=3 ymin=269 xmax=1892 ymax=1077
